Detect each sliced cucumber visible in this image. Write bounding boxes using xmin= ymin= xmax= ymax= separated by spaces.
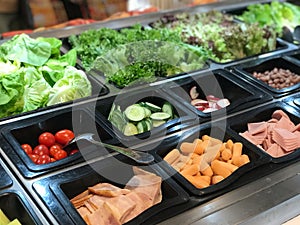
xmin=162 ymin=102 xmax=174 ymax=118
xmin=153 ymin=120 xmax=166 ymax=127
xmin=109 ymin=111 xmax=126 ymax=131
xmin=143 ymin=107 xmax=152 ymax=117
xmin=124 ymin=105 xmax=145 ymax=121
xmin=144 ymin=102 xmax=161 ymax=112
xmin=123 ymin=123 xmax=138 ymax=136
xmin=150 ymin=112 xmax=171 ymax=120
xmin=145 ymin=118 xmax=153 ymax=130
xmin=137 ymin=120 xmax=149 ymax=133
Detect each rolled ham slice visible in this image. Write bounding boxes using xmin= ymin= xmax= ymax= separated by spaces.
xmin=240 ymin=110 xmax=300 ymax=158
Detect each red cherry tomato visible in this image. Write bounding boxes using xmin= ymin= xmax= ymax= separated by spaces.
xmin=54 ymin=129 xmax=75 ymax=145
xmin=50 ymin=158 xmax=56 ymax=163
xmin=21 ymin=144 xmax=32 ymax=155
xmin=38 ymin=132 xmax=55 ymax=147
xmin=28 ymin=154 xmax=39 ymax=163
xmin=33 ymin=145 xmax=49 ymax=156
xmin=54 ymin=150 xmax=67 ymax=160
xmin=69 ymin=149 xmax=79 ymax=155
xmin=36 ymin=154 xmax=51 ymax=164
xmin=49 ymin=144 xmax=62 ymax=157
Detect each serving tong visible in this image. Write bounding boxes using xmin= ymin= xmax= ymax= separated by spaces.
xmin=63 ymin=133 xmax=154 ymax=164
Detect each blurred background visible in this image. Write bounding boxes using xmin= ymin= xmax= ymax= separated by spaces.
xmin=0 ymin=0 xmax=218 ymax=35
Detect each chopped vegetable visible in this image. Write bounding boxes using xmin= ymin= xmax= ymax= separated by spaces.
xmin=108 ymin=101 xmax=177 ymax=136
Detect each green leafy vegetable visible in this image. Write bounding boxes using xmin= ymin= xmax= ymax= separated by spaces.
xmin=152 ymin=11 xmax=277 ymax=63
xmin=0 ymin=34 xmax=91 ymax=119
xmin=70 ymin=24 xmax=210 ymax=87
xmin=237 ymin=1 xmax=300 ymax=35
xmin=0 ymin=34 xmax=52 ymax=66
xmin=47 ymin=66 xmax=92 ymax=106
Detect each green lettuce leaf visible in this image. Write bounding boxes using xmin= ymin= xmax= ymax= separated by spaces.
xmin=47 ymin=66 xmax=92 ymax=106
xmin=0 ymin=70 xmax=24 ymax=118
xmin=22 ymin=67 xmax=51 ymax=112
xmin=0 ymin=34 xmax=52 ymax=66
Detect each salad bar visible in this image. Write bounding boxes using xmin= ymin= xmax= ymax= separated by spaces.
xmin=1 ymin=0 xmax=300 ymax=225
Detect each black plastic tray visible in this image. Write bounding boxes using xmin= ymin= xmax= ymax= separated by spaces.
xmin=233 ymin=56 xmax=300 ymax=97
xmin=0 ymin=164 xmax=12 ymax=190
xmin=228 ymin=102 xmax=300 ymax=163
xmin=0 ymin=191 xmax=41 ymax=225
xmin=0 ymin=106 xmax=117 ymax=178
xmin=33 ymin=155 xmax=190 ymax=225
xmin=153 ymin=123 xmax=270 ymax=196
xmin=94 ymin=88 xmax=197 ymax=147
xmin=162 ymin=69 xmax=272 ymax=120
xmin=283 ymin=92 xmax=300 ymax=109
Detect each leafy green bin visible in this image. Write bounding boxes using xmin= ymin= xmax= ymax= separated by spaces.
xmin=66 ymin=24 xmax=210 ymax=89
xmin=0 ymin=34 xmax=108 ymax=122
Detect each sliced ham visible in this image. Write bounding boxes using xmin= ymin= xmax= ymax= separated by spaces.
xmin=88 ymin=183 xmax=130 ymax=197
xmin=85 ymin=202 xmax=121 ymax=225
xmin=240 ymin=110 xmax=300 ymax=158
xmin=239 ymin=131 xmax=261 ymax=145
xmin=248 ymin=122 xmax=268 ymax=135
xmin=274 ymin=117 xmax=295 ymax=132
xmin=77 ymin=206 xmax=91 ymax=223
xmin=272 ymin=128 xmax=299 ymax=152
xmin=71 ymin=168 xmax=162 ymax=225
xmin=272 ymin=110 xmax=290 ymax=120
xmin=121 ymin=192 xmax=153 ymax=224
xmin=125 ymin=174 xmax=162 ymax=205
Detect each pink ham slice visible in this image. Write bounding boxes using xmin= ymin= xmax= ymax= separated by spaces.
xmin=71 ymin=168 xmax=162 ymax=225
xmin=272 ymin=110 xmax=290 ymax=120
xmin=88 ymin=183 xmax=130 ymax=197
xmin=240 ymin=131 xmax=261 ymax=145
xmin=266 ymin=144 xmax=287 ymax=158
xmin=85 ymin=202 xmax=121 ymax=225
xmin=274 ymin=117 xmax=295 ymax=132
xmin=121 ymin=191 xmax=153 ymax=224
xmin=240 ymin=110 xmax=300 ymax=158
xmin=272 ymin=128 xmax=300 ymax=152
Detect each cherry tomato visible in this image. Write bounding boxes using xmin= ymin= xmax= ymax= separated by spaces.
xmin=69 ymin=149 xmax=79 ymax=155
xmin=54 ymin=150 xmax=67 ymax=160
xmin=55 ymin=129 xmax=74 ymax=145
xmin=28 ymin=154 xmax=39 ymax=163
xmin=36 ymin=155 xmax=51 ymax=164
xmin=38 ymin=132 xmax=55 ymax=147
xmin=49 ymin=144 xmax=62 ymax=157
xmin=33 ymin=145 xmax=49 ymax=156
xmin=50 ymin=158 xmax=56 ymax=163
xmin=21 ymin=144 xmax=32 ymax=155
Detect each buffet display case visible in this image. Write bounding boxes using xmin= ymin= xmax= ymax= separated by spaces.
xmin=1 ymin=0 xmax=300 ymax=225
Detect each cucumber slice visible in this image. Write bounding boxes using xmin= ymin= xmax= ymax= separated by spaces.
xmin=109 ymin=111 xmax=126 ymax=131
xmin=124 ymin=105 xmax=145 ymax=121
xmin=145 ymin=118 xmax=153 ymax=130
xmin=144 ymin=102 xmax=161 ymax=112
xmin=143 ymin=107 xmax=152 ymax=117
xmin=153 ymin=120 xmax=166 ymax=127
xmin=150 ymin=112 xmax=171 ymax=120
xmin=162 ymin=102 xmax=174 ymax=118
xmin=137 ymin=120 xmax=149 ymax=133
xmin=123 ymin=123 xmax=138 ymax=136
